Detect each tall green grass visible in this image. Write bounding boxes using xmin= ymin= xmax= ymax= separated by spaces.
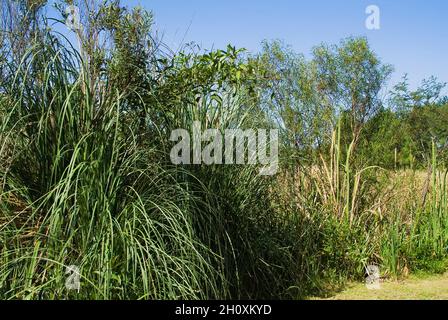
xmin=275 ymin=120 xmax=448 ymax=297
xmin=0 ymin=40 xmax=230 ymax=299
xmin=1 ymin=26 xmax=448 ymax=301
xmin=0 ymin=31 xmax=307 ymax=300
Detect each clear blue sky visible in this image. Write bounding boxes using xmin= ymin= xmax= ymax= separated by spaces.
xmin=121 ymin=0 xmax=447 ymax=93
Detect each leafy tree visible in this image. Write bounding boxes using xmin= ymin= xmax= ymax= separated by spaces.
xmin=358 ymin=108 xmax=409 ymax=168
xmin=388 ymin=76 xmax=448 ymax=165
xmin=257 ymin=40 xmax=333 ymax=163
xmin=389 ymin=75 xmax=447 ymax=112
xmin=313 ymin=37 xmax=393 ymax=150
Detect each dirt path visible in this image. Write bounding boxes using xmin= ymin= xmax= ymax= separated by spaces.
xmin=322 ymin=274 xmax=448 ymax=300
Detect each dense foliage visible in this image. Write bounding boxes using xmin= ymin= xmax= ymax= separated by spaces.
xmin=0 ymin=0 xmax=447 ymax=299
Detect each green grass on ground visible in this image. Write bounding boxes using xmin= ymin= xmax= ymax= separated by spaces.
xmin=316 ymin=274 xmax=448 ymax=300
